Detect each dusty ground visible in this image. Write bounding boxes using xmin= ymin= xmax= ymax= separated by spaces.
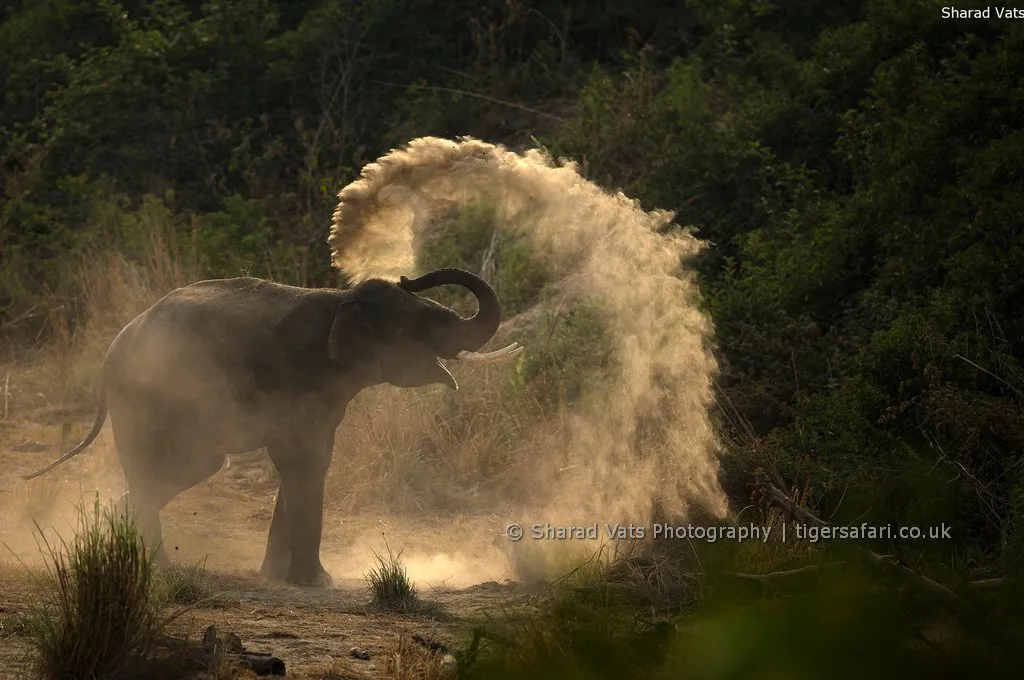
xmin=0 ymin=398 xmax=530 ymax=679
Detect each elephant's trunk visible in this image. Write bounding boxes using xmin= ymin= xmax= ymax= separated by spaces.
xmin=399 ymin=268 xmax=502 ymax=353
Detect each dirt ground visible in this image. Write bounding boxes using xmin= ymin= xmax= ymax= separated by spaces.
xmin=0 ymin=400 xmax=529 ymax=679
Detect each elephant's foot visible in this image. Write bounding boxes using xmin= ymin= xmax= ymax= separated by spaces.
xmin=286 ymin=563 xmax=334 ymax=588
xmin=260 ymin=557 xmax=332 ymax=587
xmin=260 ymin=556 xmax=290 ymax=582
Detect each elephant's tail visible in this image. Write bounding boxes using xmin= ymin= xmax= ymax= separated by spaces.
xmin=21 ymin=393 xmax=108 ymax=480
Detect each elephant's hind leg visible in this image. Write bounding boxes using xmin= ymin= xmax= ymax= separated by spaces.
xmin=117 ymin=482 xmax=173 ymax=563
xmin=113 ymin=421 xmax=226 ymax=563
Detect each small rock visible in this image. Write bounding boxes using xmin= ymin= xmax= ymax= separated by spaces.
xmin=225 ymin=632 xmax=244 ymax=654
xmin=203 ymin=625 xmax=221 ymax=654
xmin=349 ymin=646 xmax=371 ymax=661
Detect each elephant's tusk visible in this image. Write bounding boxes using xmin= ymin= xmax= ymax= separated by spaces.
xmin=455 ymin=342 xmax=523 ymax=363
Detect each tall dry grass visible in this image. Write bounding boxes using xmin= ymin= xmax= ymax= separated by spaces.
xmin=32 ymin=216 xmax=204 ymax=406
xmin=2 ymin=202 xmax=202 ymax=428
xmin=0 ymin=204 xmax=207 ymax=561
xmin=325 ymin=379 xmax=543 ymax=515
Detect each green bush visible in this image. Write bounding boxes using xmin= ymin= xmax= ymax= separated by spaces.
xmin=509 ymin=298 xmax=617 ymax=410
xmin=462 ymin=541 xmax=1024 ymax=680
xmin=418 ymin=201 xmax=550 ymax=317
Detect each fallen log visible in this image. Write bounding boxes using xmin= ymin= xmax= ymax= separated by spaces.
xmin=412 ymin=633 xmax=453 ymax=654
xmin=759 ymin=483 xmax=972 ymax=616
xmin=193 ymin=625 xmax=286 ymax=676
xmin=239 ymin=652 xmax=286 ymax=676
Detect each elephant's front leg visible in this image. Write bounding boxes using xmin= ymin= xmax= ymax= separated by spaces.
xmin=266 ymin=432 xmax=334 ymax=587
xmin=259 ymin=483 xmax=290 ymax=581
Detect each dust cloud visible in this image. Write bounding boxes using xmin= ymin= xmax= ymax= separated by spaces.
xmin=329 ymin=136 xmax=727 ymax=547
xmin=0 ymin=426 xmax=127 ymax=566
xmin=323 ymin=531 xmax=510 ymax=590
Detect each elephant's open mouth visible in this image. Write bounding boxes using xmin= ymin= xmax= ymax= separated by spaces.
xmin=433 ymin=358 xmax=458 ymax=389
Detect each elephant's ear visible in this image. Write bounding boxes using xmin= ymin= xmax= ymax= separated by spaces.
xmin=327 ymin=300 xmax=376 ymax=365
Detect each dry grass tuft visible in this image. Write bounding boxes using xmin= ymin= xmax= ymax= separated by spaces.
xmin=382 ymin=635 xmax=456 ymax=680
xmin=157 ymin=560 xmax=213 ymax=606
xmin=25 ymin=495 xmax=168 ymax=680
xmin=364 ymin=541 xmax=446 ymax=618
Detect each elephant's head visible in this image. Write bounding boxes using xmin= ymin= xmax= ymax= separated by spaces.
xmin=328 ymin=268 xmax=522 ymax=389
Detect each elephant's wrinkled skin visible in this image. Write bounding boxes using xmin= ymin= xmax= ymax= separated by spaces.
xmin=22 ymin=268 xmax=521 ymax=586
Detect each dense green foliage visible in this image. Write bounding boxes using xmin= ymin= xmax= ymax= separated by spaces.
xmin=462 ymin=561 xmax=1017 ymax=679
xmin=3 ymin=0 xmax=1023 ymax=663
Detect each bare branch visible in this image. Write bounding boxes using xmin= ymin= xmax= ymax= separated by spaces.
xmin=760 ymin=482 xmax=975 ymax=618
xmin=763 ymin=484 xmax=825 ymax=527
xmin=954 ymin=353 xmax=1023 ymax=397
xmin=367 ymin=79 xmax=567 ymax=121
xmin=967 ymin=577 xmax=1008 ymax=589
xmin=730 ymin=561 xmax=846 ymax=586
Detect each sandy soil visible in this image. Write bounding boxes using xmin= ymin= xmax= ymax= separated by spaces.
xmin=0 ymin=405 xmax=529 ymax=679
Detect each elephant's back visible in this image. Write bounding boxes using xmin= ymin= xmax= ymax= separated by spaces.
xmin=146 ymin=277 xmax=322 ymax=331
xmin=173 ymin=276 xmax=309 ymax=306
xmin=103 ymin=279 xmax=309 ymax=397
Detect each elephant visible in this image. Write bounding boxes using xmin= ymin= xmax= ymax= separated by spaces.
xmin=22 ymin=268 xmax=522 ymax=586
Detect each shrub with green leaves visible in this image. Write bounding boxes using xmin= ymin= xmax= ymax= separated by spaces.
xmin=511 ymin=298 xmax=616 ymax=409
xmin=460 ymin=544 xmax=1023 ymax=680
xmin=418 ymin=201 xmax=550 ymax=317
